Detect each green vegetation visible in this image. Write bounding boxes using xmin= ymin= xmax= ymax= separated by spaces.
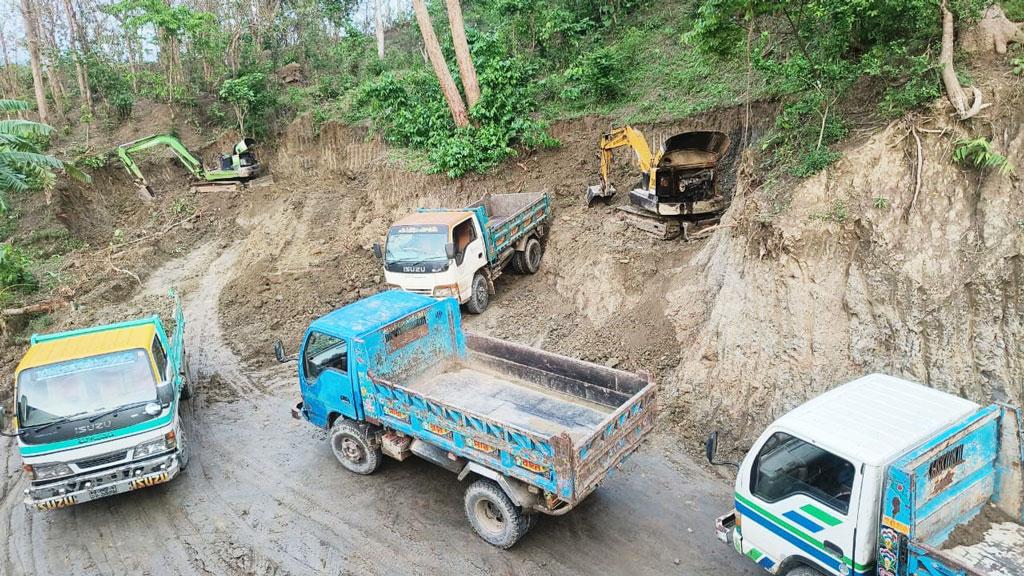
xmin=0 ymin=243 xmax=36 ymax=297
xmin=0 ymin=100 xmax=88 ymax=212
xmin=953 ymin=137 xmax=1015 ymax=174
xmin=0 ymin=0 xmax=1011 ymax=182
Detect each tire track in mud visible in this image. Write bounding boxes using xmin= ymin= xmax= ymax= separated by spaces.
xmin=1 ymin=238 xmax=761 ymax=576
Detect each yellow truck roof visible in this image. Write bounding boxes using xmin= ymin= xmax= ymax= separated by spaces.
xmin=15 ymin=323 xmax=157 ymax=376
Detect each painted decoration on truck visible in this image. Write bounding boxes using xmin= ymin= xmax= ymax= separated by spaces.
xmin=878 ymin=526 xmax=899 ymax=576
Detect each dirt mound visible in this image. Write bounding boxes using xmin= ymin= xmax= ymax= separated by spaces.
xmin=672 ymin=61 xmax=1024 ymax=454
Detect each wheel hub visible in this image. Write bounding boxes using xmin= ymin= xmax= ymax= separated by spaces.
xmin=339 ymin=437 xmax=364 ymax=463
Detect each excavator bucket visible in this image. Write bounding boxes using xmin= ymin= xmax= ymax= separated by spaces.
xmin=586 ymin=183 xmax=616 ymax=206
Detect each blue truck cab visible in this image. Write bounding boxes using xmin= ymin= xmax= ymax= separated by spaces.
xmin=710 ymin=374 xmax=1024 ymax=576
xmin=282 ymin=290 xmax=657 ymax=548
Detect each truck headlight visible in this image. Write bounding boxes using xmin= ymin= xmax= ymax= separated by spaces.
xmin=25 ymin=462 xmax=73 ymax=481
xmin=432 ymin=285 xmax=457 ymax=297
xmin=134 ymin=431 xmax=176 ymax=459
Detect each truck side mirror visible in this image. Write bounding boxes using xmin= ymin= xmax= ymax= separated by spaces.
xmin=705 ymin=431 xmax=719 ymax=464
xmin=274 ymin=340 xmax=286 ymax=363
xmin=372 ymin=243 xmax=383 ymax=260
xmin=706 ymin=430 xmax=740 ymax=470
xmin=0 ymin=406 xmax=6 ymax=431
xmin=156 ymin=382 xmax=173 ymax=407
xmin=445 ymin=242 xmax=456 ymax=260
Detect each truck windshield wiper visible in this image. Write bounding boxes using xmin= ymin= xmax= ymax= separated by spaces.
xmin=30 ymin=410 xmax=92 ymax=434
xmin=88 ymin=401 xmax=157 ymax=423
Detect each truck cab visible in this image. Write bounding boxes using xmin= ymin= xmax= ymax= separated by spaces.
xmin=381 ymin=211 xmax=488 ymax=304
xmin=4 ymin=303 xmax=192 ymax=510
xmin=711 ymin=374 xmax=1024 ymax=576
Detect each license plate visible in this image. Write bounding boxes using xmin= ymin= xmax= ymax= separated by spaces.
xmin=89 ymin=485 xmax=117 ymax=499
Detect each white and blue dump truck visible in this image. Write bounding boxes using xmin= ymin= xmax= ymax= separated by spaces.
xmin=708 ymin=374 xmax=1024 ymax=576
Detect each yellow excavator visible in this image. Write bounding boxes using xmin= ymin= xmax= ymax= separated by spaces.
xmin=586 ymin=126 xmax=731 ymax=240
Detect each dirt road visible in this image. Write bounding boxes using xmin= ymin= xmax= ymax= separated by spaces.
xmin=0 ymin=242 xmax=758 ymax=576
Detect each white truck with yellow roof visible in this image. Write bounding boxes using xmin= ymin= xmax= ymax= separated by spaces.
xmin=1 ymin=296 xmax=192 ymax=510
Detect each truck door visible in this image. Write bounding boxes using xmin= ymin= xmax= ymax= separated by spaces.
xmin=300 ymin=332 xmax=358 ymax=421
xmin=452 ymin=218 xmax=487 ymax=300
xmin=737 ymin=431 xmax=861 ymax=575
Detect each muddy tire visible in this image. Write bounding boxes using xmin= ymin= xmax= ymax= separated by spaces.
xmin=521 ymin=237 xmax=543 ymax=274
xmin=464 ymin=273 xmax=490 ymax=315
xmin=330 ymin=419 xmax=381 ymax=475
xmin=180 ymin=354 xmax=194 ymax=400
xmin=464 ymin=479 xmax=530 ymax=549
xmin=512 ymin=237 xmax=543 ymax=274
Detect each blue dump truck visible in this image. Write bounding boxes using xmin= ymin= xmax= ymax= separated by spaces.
xmin=708 ymin=374 xmax=1024 ymax=576
xmin=277 ymin=290 xmax=657 ymax=548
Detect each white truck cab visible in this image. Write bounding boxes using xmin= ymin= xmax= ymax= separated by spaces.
xmin=710 ymin=374 xmax=1022 ymax=576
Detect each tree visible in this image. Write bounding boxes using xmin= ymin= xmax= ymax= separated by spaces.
xmin=374 ymin=0 xmax=386 ymax=59
xmin=19 ymin=0 xmax=50 ymax=125
xmin=445 ymin=0 xmax=479 ymax=108
xmin=62 ymin=0 xmax=93 ymax=111
xmin=411 ymin=0 xmax=468 ymax=127
xmin=0 ymin=100 xmax=88 ymax=212
xmin=218 ymin=73 xmax=265 ymax=134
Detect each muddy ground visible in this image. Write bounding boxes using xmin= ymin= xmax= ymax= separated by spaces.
xmin=0 ymin=237 xmax=758 ymax=576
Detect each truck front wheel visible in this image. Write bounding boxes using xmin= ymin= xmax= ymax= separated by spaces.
xmin=464 ymin=478 xmax=530 ymax=549
xmin=330 ymin=420 xmax=382 ymax=475
xmin=464 ymin=273 xmax=490 ymax=315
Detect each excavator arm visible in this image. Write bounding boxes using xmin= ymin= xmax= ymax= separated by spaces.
xmin=587 ymin=126 xmax=662 ymax=205
xmin=116 ymin=134 xmax=205 ymax=184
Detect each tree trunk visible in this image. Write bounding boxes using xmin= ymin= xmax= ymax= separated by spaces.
xmin=0 ymin=26 xmax=15 ymax=98
xmin=411 ymin=0 xmax=468 ymax=127
xmin=40 ymin=6 xmax=68 ymax=123
xmin=20 ymin=0 xmax=50 ymax=124
xmin=445 ymin=0 xmax=479 ymax=108
xmin=62 ymin=0 xmax=93 ymax=110
xmin=375 ymin=0 xmax=386 ymax=59
xmin=940 ymin=0 xmax=984 ymax=119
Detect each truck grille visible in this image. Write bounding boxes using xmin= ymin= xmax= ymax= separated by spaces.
xmin=77 ymin=450 xmax=128 ymax=469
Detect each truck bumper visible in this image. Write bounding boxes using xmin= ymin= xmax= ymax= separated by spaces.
xmin=25 ymin=451 xmax=181 ymax=511
xmin=716 ymin=509 xmax=737 ymax=544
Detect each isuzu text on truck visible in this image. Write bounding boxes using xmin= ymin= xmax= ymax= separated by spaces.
xmin=277 ymin=290 xmax=657 ymax=548
xmin=707 ymin=374 xmax=1024 ymax=576
xmin=374 ymin=192 xmax=550 ymax=314
xmin=1 ymin=297 xmax=193 ymax=510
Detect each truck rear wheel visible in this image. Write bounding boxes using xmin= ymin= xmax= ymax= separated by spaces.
xmin=330 ymin=419 xmax=381 ymax=475
xmin=464 ymin=478 xmax=530 ymax=549
xmin=464 ymin=273 xmax=490 ymax=315
xmin=512 ymin=237 xmax=543 ymax=274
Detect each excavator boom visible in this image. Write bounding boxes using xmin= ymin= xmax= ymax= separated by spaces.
xmin=586 ymin=125 xmax=660 ymax=205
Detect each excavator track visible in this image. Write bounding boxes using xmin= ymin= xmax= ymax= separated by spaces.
xmin=616 ymin=205 xmax=723 ymax=241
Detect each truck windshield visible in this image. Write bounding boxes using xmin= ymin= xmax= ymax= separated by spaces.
xmin=17 ymin=349 xmax=157 ymax=428
xmin=385 ymin=225 xmax=450 ymax=263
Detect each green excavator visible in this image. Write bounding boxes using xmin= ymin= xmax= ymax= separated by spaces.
xmin=116 ymin=134 xmax=263 ymax=198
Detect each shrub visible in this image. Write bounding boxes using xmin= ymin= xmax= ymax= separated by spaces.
xmin=0 ymin=244 xmax=36 ymax=293
xmin=953 ymin=138 xmax=1014 ymax=175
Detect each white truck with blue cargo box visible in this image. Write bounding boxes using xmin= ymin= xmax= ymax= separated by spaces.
xmin=374 ymin=192 xmax=550 ymax=314
xmin=707 ymin=374 xmax=1024 ymax=576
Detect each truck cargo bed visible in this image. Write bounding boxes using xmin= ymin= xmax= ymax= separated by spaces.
xmin=942 ymin=520 xmax=1024 ymax=576
xmin=406 ymin=364 xmax=615 ymax=442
